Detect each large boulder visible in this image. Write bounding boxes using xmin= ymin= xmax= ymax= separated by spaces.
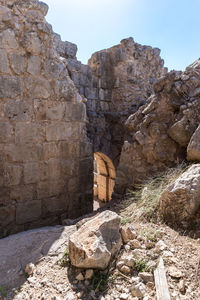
xmin=159 ymin=164 xmax=200 ymax=222
xmin=69 ymin=210 xmax=122 ymax=269
xmin=187 ymin=124 xmax=200 ymax=161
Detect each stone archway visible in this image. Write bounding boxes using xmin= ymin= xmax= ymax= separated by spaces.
xmin=93 ymin=152 xmax=116 ymax=208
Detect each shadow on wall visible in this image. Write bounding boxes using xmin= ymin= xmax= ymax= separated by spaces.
xmin=93 ymin=152 xmax=116 ymax=210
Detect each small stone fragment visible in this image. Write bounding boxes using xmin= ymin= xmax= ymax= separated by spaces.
xmin=179 ymin=279 xmax=186 ymax=293
xmin=25 ymin=262 xmax=36 ymax=275
xmin=120 ymin=265 xmax=131 ymax=274
xmin=168 ymin=266 xmax=183 ymax=278
xmin=155 ymin=240 xmax=167 ymax=251
xmin=85 ymin=269 xmax=94 ymax=279
xmin=120 ymin=225 xmax=137 ymax=243
xmin=131 ymin=282 xmax=146 ymax=298
xmin=76 ymin=273 xmax=84 ymax=281
xmin=129 ymin=239 xmax=142 ymax=249
xmin=139 ymin=272 xmax=154 ymax=283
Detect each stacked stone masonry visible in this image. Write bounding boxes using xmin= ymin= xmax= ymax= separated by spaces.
xmin=0 ymin=0 xmax=93 ymax=238
xmin=0 ymin=0 xmax=169 ymax=237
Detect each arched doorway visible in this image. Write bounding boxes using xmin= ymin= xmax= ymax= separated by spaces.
xmin=93 ymin=152 xmax=116 ymax=209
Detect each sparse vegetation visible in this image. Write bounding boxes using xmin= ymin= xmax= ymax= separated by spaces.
xmin=127 ymin=164 xmax=188 ymax=222
xmin=141 ymin=228 xmax=161 ymax=242
xmin=133 ymin=259 xmax=149 ymax=272
xmin=90 ymin=270 xmax=116 ymax=292
xmin=0 ymin=286 xmax=7 ymax=298
xmin=59 ymin=246 xmax=70 ymax=267
xmin=120 ymin=217 xmax=132 ymax=225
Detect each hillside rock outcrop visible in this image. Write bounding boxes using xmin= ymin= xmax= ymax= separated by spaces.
xmin=115 ymin=59 xmax=200 ymax=194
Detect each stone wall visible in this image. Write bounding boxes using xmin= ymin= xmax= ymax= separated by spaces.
xmin=68 ymin=37 xmax=166 ymax=166
xmin=0 ymin=0 xmax=93 ymax=238
xmin=115 ymin=59 xmax=200 ymax=194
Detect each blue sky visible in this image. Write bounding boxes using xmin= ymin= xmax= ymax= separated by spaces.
xmin=44 ymin=0 xmax=200 ymax=71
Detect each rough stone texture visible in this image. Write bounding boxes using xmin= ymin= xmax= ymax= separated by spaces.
xmin=0 ymin=0 xmax=93 ymax=238
xmin=115 ymin=59 xmax=200 ymax=194
xmin=187 ymin=124 xmax=200 ymax=161
xmin=0 ymin=225 xmax=76 ymax=288
xmin=159 ymin=164 xmax=200 ymax=223
xmin=69 ymin=210 xmax=122 ymax=269
xmin=68 ymin=37 xmax=166 ymax=167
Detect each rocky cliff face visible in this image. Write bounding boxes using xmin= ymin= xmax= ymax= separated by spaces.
xmin=0 ymin=0 xmax=93 ymax=237
xmin=115 ymin=59 xmax=200 ymax=194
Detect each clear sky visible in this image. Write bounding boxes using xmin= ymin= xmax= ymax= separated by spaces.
xmin=44 ymin=0 xmax=200 ymax=71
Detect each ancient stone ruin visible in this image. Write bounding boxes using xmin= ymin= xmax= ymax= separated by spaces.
xmin=1 ymin=0 xmax=200 ymax=239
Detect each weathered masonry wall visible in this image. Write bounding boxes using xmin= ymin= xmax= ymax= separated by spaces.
xmin=0 ymin=0 xmax=93 ymax=238
xmin=67 ymin=38 xmax=166 ymax=167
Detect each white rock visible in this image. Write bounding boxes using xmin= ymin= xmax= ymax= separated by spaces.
xmin=69 ymin=211 xmax=122 ymax=269
xmin=25 ymin=263 xmax=36 ymax=275
xmin=120 ymin=293 xmax=129 ymax=299
xmin=76 ymin=273 xmax=84 ymax=281
xmin=155 ymin=240 xmax=167 ymax=251
xmin=131 ymin=282 xmax=146 ymax=298
xmin=85 ymin=269 xmax=94 ymax=279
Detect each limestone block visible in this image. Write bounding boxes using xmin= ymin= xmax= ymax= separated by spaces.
xmin=69 ymin=211 xmax=122 ymax=269
xmin=0 ymin=29 xmax=18 ymax=49
xmin=0 ymin=49 xmax=10 ymax=73
xmin=168 ymin=119 xmax=192 ymax=146
xmin=31 ymin=77 xmax=51 ymax=99
xmin=21 ymin=32 xmax=41 ymax=55
xmin=64 ymin=41 xmax=77 ymax=58
xmin=16 ymin=201 xmax=41 ymax=224
xmin=58 ymin=79 xmax=76 ymax=101
xmin=85 ymin=87 xmax=98 ymax=100
xmin=5 ymin=144 xmax=43 ymax=163
xmin=187 ymin=125 xmax=200 ymax=161
xmin=24 ymin=162 xmax=39 ymax=184
xmin=9 ymin=53 xmax=26 ymax=74
xmin=4 ymin=100 xmax=30 ymax=121
xmin=0 ymin=122 xmax=14 ymax=143
xmin=42 ymin=196 xmax=67 ymax=215
xmin=44 ymin=59 xmax=64 ymax=79
xmin=43 ymin=142 xmax=58 ymax=160
xmin=58 ymin=141 xmax=80 ymax=158
xmin=15 ymin=122 xmax=45 ymax=144
xmin=0 ymin=76 xmax=23 ymax=98
xmin=40 ymin=159 xmax=61 ymax=181
xmin=65 ymin=102 xmax=86 ymax=121
xmin=34 ymin=100 xmax=65 ymax=121
xmin=10 ymin=185 xmax=35 ymax=203
xmin=0 ymin=187 xmax=9 ymax=206
xmin=4 ymin=163 xmax=23 ymax=186
xmin=0 ymin=205 xmax=15 ymax=227
xmin=46 ymin=123 xmax=71 ymax=141
xmin=160 ymin=164 xmax=200 ymax=222
xmin=37 ymin=179 xmax=65 ymax=199
xmin=67 ymin=58 xmax=81 ymax=72
xmin=27 ymin=55 xmax=41 ymax=75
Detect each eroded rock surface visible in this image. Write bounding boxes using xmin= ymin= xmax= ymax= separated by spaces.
xmin=69 ymin=210 xmax=122 ymax=269
xmin=115 ymin=59 xmax=200 ymax=194
xmin=160 ymin=164 xmax=200 ymax=222
xmin=0 ymin=0 xmax=93 ymax=238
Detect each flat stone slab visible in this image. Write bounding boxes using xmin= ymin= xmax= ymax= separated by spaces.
xmin=0 ymin=225 xmax=76 ymax=288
